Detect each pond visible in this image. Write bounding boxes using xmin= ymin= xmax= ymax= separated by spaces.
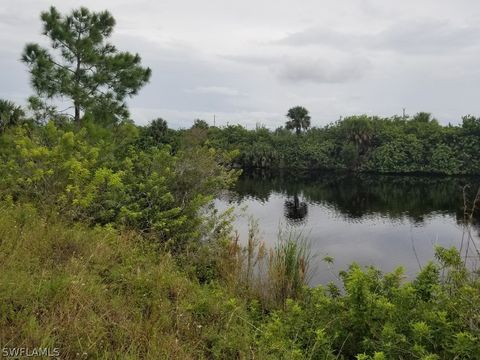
xmin=215 ymin=171 xmax=480 ymax=285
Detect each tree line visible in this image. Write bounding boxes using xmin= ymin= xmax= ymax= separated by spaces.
xmin=197 ymin=108 xmax=480 ymax=175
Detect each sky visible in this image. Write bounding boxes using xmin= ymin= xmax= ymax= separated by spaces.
xmin=1 ymin=0 xmax=480 ymax=128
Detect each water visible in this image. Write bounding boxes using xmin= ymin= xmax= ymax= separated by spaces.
xmin=216 ymin=171 xmax=480 ymax=285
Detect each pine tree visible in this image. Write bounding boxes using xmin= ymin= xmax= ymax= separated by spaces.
xmin=22 ymin=6 xmax=151 ymax=123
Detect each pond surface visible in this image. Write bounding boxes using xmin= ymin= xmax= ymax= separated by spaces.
xmin=216 ymin=171 xmax=480 ymax=285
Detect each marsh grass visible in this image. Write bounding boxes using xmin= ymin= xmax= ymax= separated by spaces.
xmin=227 ymin=219 xmax=312 ymax=309
xmin=266 ymin=228 xmax=312 ymax=307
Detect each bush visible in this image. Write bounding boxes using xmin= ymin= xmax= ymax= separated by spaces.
xmin=0 ymin=122 xmax=238 ymax=249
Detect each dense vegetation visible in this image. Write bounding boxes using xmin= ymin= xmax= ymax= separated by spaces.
xmin=201 ymin=112 xmax=480 ymax=175
xmin=1 ymin=6 xmax=479 ymax=359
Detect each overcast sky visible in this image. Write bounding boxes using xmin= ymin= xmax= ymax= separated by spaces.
xmin=1 ymin=0 xmax=480 ymax=128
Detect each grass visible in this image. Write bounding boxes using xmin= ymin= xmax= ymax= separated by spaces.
xmin=0 ymin=202 xmax=257 ymax=359
xmin=225 ymin=219 xmax=312 ymax=309
xmin=268 ymin=229 xmax=311 ymax=307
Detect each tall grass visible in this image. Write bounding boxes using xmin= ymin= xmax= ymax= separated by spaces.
xmin=228 ymin=219 xmax=312 ymax=309
xmin=0 ymin=202 xmax=257 ymax=359
xmin=268 ymin=229 xmax=311 ymax=307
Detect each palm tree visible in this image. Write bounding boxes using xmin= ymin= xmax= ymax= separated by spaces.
xmin=285 ymin=106 xmax=311 ymax=135
xmin=342 ymin=116 xmax=373 ymax=155
xmin=412 ymin=112 xmax=433 ymax=123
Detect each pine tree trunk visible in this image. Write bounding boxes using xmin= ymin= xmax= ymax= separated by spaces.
xmin=74 ymin=49 xmax=81 ymax=123
xmin=74 ymin=103 xmax=80 ymax=123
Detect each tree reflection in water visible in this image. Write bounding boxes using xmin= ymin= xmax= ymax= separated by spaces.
xmin=232 ymin=170 xmax=480 ymax=231
xmin=284 ymin=194 xmax=308 ymax=225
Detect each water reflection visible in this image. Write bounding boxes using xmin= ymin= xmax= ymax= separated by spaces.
xmin=217 ymin=170 xmax=480 ymax=284
xmin=232 ymin=170 xmax=480 ymax=228
xmin=284 ymin=195 xmax=308 ymax=225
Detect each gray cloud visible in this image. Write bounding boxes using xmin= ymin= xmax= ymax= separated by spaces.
xmin=186 ymin=86 xmax=242 ymax=97
xmin=224 ymin=53 xmax=370 ymax=84
xmin=222 ymin=54 xmax=279 ymax=67
xmin=275 ymin=27 xmax=361 ymax=49
xmin=276 ymin=20 xmax=480 ymax=55
xmin=376 ymin=20 xmax=480 ymax=54
xmin=276 ymin=57 xmax=370 ymax=84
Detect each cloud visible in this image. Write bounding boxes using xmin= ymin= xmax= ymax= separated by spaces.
xmin=186 ymin=86 xmax=242 ymax=96
xmin=276 ymin=57 xmax=370 ymax=84
xmin=275 ymin=19 xmax=480 ymax=55
xmin=222 ymin=54 xmax=278 ymax=67
xmin=375 ymin=20 xmax=480 ymax=54
xmin=224 ymin=53 xmax=370 ymax=84
xmin=275 ymin=27 xmax=361 ymax=49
